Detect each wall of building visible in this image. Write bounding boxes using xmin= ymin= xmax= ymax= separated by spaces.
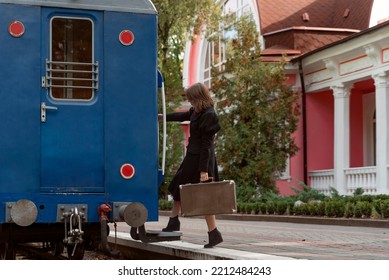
xmin=306 ymin=90 xmax=334 ymax=171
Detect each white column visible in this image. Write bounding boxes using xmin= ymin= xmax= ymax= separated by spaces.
xmin=373 ymin=73 xmax=389 ymax=194
xmin=332 ymin=84 xmax=351 ymax=195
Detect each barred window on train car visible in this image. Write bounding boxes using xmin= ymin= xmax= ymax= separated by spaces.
xmin=49 ymin=17 xmax=97 ymax=101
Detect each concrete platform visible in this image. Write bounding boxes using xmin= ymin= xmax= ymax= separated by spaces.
xmin=108 ymin=231 xmax=294 ymax=260
xmin=108 ymin=215 xmax=389 ymax=260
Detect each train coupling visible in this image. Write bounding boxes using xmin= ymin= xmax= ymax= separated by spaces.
xmin=62 ymin=207 xmax=85 ymax=257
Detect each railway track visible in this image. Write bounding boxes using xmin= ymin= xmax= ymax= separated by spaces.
xmin=15 ymin=243 xmax=124 ymax=260
xmin=16 ymin=243 xmax=68 ymax=260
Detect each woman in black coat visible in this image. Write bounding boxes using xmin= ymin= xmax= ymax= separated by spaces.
xmin=161 ymin=82 xmax=223 ymax=248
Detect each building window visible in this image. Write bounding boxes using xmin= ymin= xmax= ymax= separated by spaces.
xmin=47 ymin=17 xmax=98 ymax=101
xmin=203 ymin=0 xmax=253 ymax=88
xmin=280 ymin=157 xmax=291 ymax=181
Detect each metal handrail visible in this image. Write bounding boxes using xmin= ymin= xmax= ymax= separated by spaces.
xmin=45 ymin=59 xmax=99 ymax=91
xmin=157 ymin=70 xmax=167 ymax=175
xmin=46 ymin=77 xmax=96 ymax=82
xmin=47 ymin=60 xmax=98 ymax=66
xmin=49 ymin=85 xmax=98 ymax=90
xmin=47 ymin=69 xmax=99 ymax=74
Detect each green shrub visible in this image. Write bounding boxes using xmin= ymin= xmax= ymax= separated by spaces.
xmin=158 ymin=199 xmax=164 ymax=210
xmin=354 ymin=201 xmax=372 ymax=218
xmin=345 ymin=196 xmax=357 ymax=204
xmin=237 ymin=202 xmax=244 ymax=213
xmin=344 ymin=202 xmax=355 ymax=218
xmin=246 ymin=203 xmax=256 ymax=214
xmin=241 ymin=203 xmax=248 ymax=214
xmin=359 ymin=195 xmax=374 ymax=203
xmin=309 ymin=203 xmax=322 ymax=216
xmin=298 ymin=203 xmax=311 ymax=216
xmin=259 ymin=202 xmax=267 ymax=214
xmin=275 ymin=201 xmax=288 ymax=215
xmin=373 ymin=200 xmax=383 ymax=217
xmin=266 ymin=201 xmax=276 ymax=215
xmin=158 ymin=199 xmax=173 ymax=210
xmin=325 ymin=200 xmax=345 ymax=217
xmin=253 ymin=202 xmax=261 ymax=214
xmin=292 ymin=182 xmax=326 ymax=203
xmin=236 ymin=187 xmax=389 ymax=219
xmin=371 ymin=207 xmax=381 ymax=219
xmin=316 ymin=201 xmax=326 ymax=216
xmin=293 ymin=204 xmax=303 ymax=215
xmin=354 ymin=203 xmax=362 ymax=218
xmin=376 ymin=194 xmax=389 ymax=200
xmin=241 ymin=202 xmax=249 ymax=214
xmin=287 ymin=202 xmax=295 ymax=215
xmin=239 ymin=202 xmax=255 ymax=214
xmin=380 ymin=200 xmax=389 ymax=218
xmin=353 ymin=187 xmax=364 ymax=196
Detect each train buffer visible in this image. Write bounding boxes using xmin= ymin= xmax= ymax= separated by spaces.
xmin=115 ymin=202 xmax=182 ymax=243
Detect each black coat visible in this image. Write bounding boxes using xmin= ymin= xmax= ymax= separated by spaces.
xmin=166 ymin=106 xmax=220 ymax=201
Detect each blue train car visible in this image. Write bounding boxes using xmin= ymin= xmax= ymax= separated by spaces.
xmin=0 ymin=0 xmax=174 ymax=259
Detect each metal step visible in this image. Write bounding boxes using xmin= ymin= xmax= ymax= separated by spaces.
xmin=130 ymin=225 xmax=182 ymax=243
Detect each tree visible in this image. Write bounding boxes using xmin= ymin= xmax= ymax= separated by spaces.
xmin=153 ymin=0 xmax=222 ymax=196
xmin=155 ymin=0 xmax=221 ymax=87
xmin=211 ymin=17 xmax=300 ymax=201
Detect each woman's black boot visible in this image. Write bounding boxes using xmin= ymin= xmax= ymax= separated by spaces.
xmin=162 ymin=216 xmax=180 ymax=232
xmin=204 ymin=228 xmax=223 ymax=248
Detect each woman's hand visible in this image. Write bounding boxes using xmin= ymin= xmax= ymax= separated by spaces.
xmin=200 ymin=172 xmax=209 ymax=182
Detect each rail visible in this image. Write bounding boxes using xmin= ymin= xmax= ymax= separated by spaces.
xmin=345 ymin=166 xmax=377 ymax=194
xmin=309 ymin=167 xmax=378 ymax=194
xmin=44 ymin=59 xmax=99 ymax=91
xmin=308 ymin=169 xmax=334 ymax=194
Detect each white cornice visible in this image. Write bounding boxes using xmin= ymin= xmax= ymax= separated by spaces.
xmin=264 ymin=26 xmax=359 ymax=36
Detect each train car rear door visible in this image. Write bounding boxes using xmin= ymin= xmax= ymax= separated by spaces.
xmin=40 ymin=9 xmax=104 ymax=193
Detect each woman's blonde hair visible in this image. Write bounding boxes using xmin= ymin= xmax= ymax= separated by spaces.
xmin=185 ymin=82 xmax=214 ymax=112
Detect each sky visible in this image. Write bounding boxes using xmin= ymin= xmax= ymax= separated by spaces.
xmin=370 ymin=0 xmax=389 ymax=26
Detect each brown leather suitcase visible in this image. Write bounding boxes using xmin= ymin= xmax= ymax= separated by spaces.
xmin=179 ymin=180 xmax=237 ymax=217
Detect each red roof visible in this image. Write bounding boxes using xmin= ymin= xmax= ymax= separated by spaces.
xmin=260 ymin=45 xmax=301 ymax=62
xmin=256 ymin=0 xmax=374 ymax=57
xmin=257 ymin=0 xmax=373 ymax=35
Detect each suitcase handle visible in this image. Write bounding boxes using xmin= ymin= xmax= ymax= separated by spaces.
xmin=200 ymin=177 xmax=214 ymax=183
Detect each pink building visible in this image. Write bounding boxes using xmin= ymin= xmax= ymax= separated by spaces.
xmin=182 ymin=0 xmax=389 ymax=195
